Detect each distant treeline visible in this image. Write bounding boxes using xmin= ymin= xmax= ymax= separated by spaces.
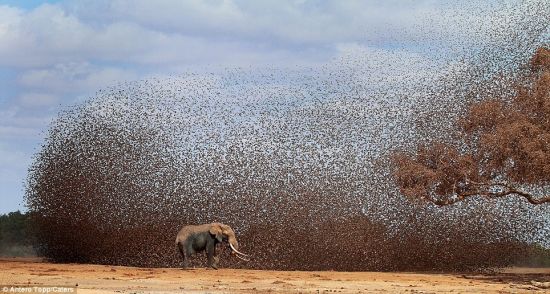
xmin=517 ymin=244 xmax=550 ymax=268
xmin=0 ymin=211 xmax=35 ymax=256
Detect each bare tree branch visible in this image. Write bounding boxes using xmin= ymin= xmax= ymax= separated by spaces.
xmin=473 ymin=182 xmax=550 ymax=204
xmin=426 ymin=181 xmax=550 ymax=206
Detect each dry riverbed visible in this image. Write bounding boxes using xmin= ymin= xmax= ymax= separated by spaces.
xmin=0 ymin=258 xmax=549 ymax=293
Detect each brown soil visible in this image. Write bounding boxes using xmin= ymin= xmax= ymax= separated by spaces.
xmin=0 ymin=258 xmax=548 ymax=293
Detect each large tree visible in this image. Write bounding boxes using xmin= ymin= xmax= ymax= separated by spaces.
xmin=393 ymin=47 xmax=550 ymax=206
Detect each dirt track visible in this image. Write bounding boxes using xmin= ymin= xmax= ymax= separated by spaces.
xmin=0 ymin=258 xmax=549 ymax=293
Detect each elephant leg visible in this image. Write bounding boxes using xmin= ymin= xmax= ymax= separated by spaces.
xmin=177 ymin=242 xmax=189 ymax=269
xmin=182 ymin=253 xmax=189 ymax=269
xmin=206 ymin=242 xmax=218 ymax=270
xmin=212 ymin=255 xmax=220 ymax=269
xmin=212 ymin=243 xmax=222 ymax=268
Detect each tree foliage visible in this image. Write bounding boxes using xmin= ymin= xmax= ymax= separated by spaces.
xmin=393 ymin=47 xmax=550 ymax=206
xmin=0 ymin=211 xmax=34 ymax=256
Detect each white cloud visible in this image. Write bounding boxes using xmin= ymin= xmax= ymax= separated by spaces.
xmin=0 ymin=5 xmax=22 ymax=35
xmin=0 ymin=125 xmax=40 ymax=139
xmin=19 ymin=62 xmax=139 ymax=94
xmin=0 ymin=106 xmax=52 ymax=140
xmin=0 ymin=142 xmax=29 ymax=174
xmin=64 ymin=0 xmax=449 ymax=44
xmin=18 ymin=93 xmax=59 ymax=108
xmin=0 ymin=4 xmax=93 ymax=67
xmin=0 ymin=3 xmax=334 ymax=72
xmin=0 ymin=1 xmax=503 ymax=69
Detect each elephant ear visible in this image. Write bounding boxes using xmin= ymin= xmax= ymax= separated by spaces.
xmin=209 ymin=224 xmax=223 ymax=242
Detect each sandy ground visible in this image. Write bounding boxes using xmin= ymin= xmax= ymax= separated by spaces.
xmin=0 ymin=258 xmax=549 ymax=293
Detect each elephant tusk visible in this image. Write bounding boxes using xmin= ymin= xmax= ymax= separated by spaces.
xmin=229 ymin=243 xmax=249 ymax=256
xmin=234 ymin=254 xmax=250 ymax=262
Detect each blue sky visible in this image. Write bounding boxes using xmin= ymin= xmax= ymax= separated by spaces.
xmin=0 ymin=0 xmax=523 ymax=213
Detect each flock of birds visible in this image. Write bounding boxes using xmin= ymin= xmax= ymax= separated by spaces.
xmin=25 ymin=1 xmax=549 ymax=270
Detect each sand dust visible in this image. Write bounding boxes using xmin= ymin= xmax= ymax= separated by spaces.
xmin=0 ymin=258 xmax=548 ymax=293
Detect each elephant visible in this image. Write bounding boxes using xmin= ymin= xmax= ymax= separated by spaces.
xmin=175 ymin=222 xmax=249 ymax=269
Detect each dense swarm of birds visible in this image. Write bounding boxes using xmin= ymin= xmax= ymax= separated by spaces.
xmin=26 ymin=1 xmax=549 ymax=271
